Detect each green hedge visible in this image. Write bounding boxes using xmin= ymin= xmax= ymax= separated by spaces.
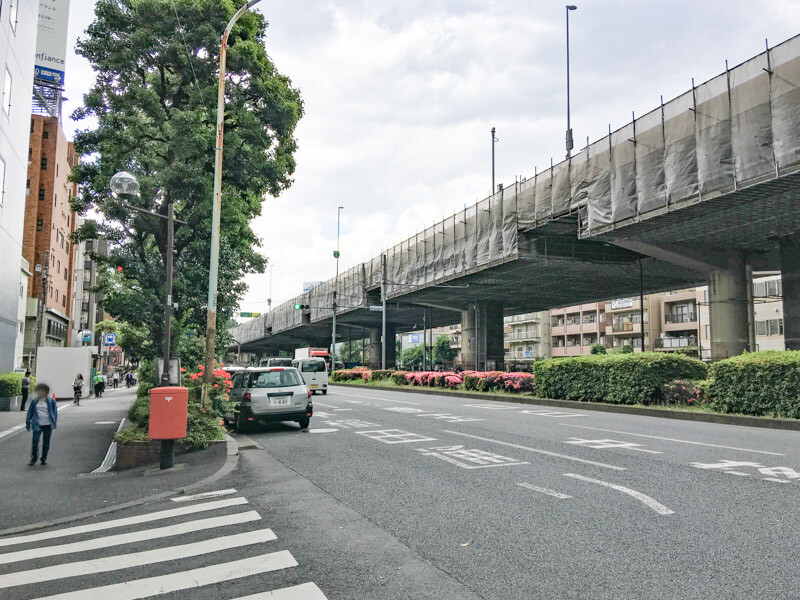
xmin=370 ymin=369 xmax=394 ymax=381
xmin=0 ymin=373 xmax=34 ymax=397
xmin=709 ymin=351 xmax=800 ymax=418
xmin=532 ymin=353 xmax=707 ymax=405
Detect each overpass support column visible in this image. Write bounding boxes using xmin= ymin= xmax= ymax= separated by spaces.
xmin=367 ymin=325 xmax=396 ymax=369
xmin=460 ymin=301 xmax=505 ymax=371
xmin=708 ymin=254 xmax=750 ymax=361
xmin=780 ymin=235 xmax=800 ymax=351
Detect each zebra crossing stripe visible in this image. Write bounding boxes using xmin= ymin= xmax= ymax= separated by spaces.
xmin=232 ymin=582 xmax=328 ymax=599
xmin=30 ymin=551 xmax=299 ymax=600
xmin=170 ymin=488 xmax=238 ymax=502
xmin=0 ymin=529 xmax=277 ymax=589
xmin=0 ymin=511 xmax=262 ymax=565
xmin=0 ymin=497 xmax=249 ymax=548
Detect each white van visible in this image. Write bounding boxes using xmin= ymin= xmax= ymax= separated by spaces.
xmin=291 ymin=357 xmax=328 ymax=395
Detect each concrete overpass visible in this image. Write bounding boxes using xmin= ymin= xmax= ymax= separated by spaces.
xmin=230 ymin=34 xmax=800 ymax=367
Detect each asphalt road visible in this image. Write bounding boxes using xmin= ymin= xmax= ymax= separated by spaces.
xmin=2 ymin=385 xmax=797 ymax=599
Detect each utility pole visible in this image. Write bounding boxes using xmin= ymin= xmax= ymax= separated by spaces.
xmin=381 ymin=254 xmax=387 ymax=369
xmin=565 ymin=5 xmax=578 ymax=158
xmin=491 ymin=127 xmax=498 ymax=195
xmin=203 ymin=0 xmax=263 ymax=407
xmin=639 ymin=260 xmax=646 ymax=352
xmin=161 ymin=202 xmax=175 ymax=386
xmin=331 ymin=206 xmax=343 ymax=370
xmin=33 ymin=250 xmax=51 ymax=376
xmin=268 ymin=264 xmax=274 ymax=312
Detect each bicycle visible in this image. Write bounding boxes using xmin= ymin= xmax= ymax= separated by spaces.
xmin=73 ymin=387 xmax=82 ymax=406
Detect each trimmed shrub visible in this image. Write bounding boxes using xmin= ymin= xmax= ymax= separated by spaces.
xmin=709 ymin=351 xmax=800 ymax=418
xmin=370 ymin=369 xmax=394 ymax=381
xmin=658 ymin=380 xmax=711 ymax=407
xmin=532 ymin=353 xmax=707 ymax=405
xmin=590 ymin=343 xmax=607 ymax=355
xmin=331 ymin=369 xmax=371 ymax=382
xmin=390 ymin=371 xmax=409 ymax=385
xmin=0 ymin=373 xmax=24 ymax=397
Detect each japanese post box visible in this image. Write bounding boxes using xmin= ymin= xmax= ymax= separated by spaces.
xmin=149 ymin=386 xmax=188 ymax=440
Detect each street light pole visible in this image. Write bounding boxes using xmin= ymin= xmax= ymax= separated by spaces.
xmin=268 ymin=264 xmax=274 ymax=312
xmin=203 ymin=0 xmax=263 ymax=406
xmin=491 ymin=127 xmax=498 ymax=195
xmin=331 ymin=206 xmax=343 ymax=370
xmin=33 ymin=250 xmax=50 ymax=376
xmin=161 ymin=201 xmax=174 ymax=386
xmin=565 ymin=5 xmax=577 ymax=159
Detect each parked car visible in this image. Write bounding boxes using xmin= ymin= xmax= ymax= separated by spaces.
xmin=226 ymin=367 xmax=312 ymax=431
xmin=259 ymin=357 xmax=293 ymax=367
xmin=291 ymin=357 xmax=328 ymax=395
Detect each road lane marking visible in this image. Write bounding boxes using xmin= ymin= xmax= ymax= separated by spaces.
xmin=516 ymin=482 xmax=572 ymax=499
xmin=564 ymin=473 xmax=674 ymax=515
xmin=231 ymin=582 xmax=328 ymax=599
xmin=0 ymin=497 xmax=249 ymax=548
xmin=442 ymin=431 xmax=625 ymax=471
xmin=565 ymin=437 xmax=661 ymax=454
xmin=563 ymin=424 xmax=786 ymax=456
xmin=328 ymin=392 xmax=419 ymax=405
xmin=0 ymin=511 xmax=262 ymax=565
xmin=690 ymin=460 xmax=800 ymax=483
xmin=417 ymin=445 xmax=528 ymax=469
xmin=319 ymin=419 xmax=379 ymax=429
xmin=171 ymin=489 xmax=238 ymax=503
xmin=0 ymin=528 xmax=277 ymax=589
xmin=519 ymin=409 xmax=585 ymax=418
xmin=0 ymin=404 xmax=73 ymax=443
xmin=309 ymin=429 xmax=339 ymax=433
xmin=357 ymin=430 xmax=437 ymax=444
xmin=30 ymin=551 xmax=298 ymax=600
xmin=462 ymin=404 xmax=518 ymax=410
xmin=312 ymin=401 xmax=340 ymax=409
xmin=93 ymin=421 xmax=117 ymax=425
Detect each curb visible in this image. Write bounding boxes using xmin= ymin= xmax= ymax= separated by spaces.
xmin=331 ymin=383 xmax=800 ymax=431
xmin=0 ymin=434 xmax=240 ymax=538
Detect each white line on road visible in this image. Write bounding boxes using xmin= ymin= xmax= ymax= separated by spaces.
xmin=563 ymin=424 xmax=786 ymax=456
xmin=0 ymin=497 xmax=249 ymax=548
xmin=442 ymin=431 xmax=625 ymax=471
xmin=0 ymin=511 xmax=261 ymax=565
xmin=91 ymin=418 xmax=126 ymax=473
xmin=328 ymin=392 xmax=420 ymax=405
xmin=170 ymin=488 xmax=237 ymax=503
xmin=0 ymin=404 xmax=73 ymax=443
xmin=231 ymin=583 xmax=328 ymax=599
xmin=516 ymin=482 xmax=572 ymax=499
xmin=30 ymin=551 xmax=298 ymax=600
xmin=312 ymin=401 xmax=340 ymax=409
xmin=563 ymin=473 xmax=675 ymax=515
xmin=0 ymin=528 xmax=277 ymax=589
xmin=93 ymin=421 xmax=117 ymax=425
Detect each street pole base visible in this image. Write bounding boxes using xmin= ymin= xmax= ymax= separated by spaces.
xmin=160 ymin=439 xmax=176 ymax=470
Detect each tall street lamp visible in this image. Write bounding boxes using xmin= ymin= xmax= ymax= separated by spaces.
xmin=203 ymin=0 xmax=263 ymax=405
xmin=267 ymin=264 xmax=274 ymax=312
xmin=565 ymin=4 xmax=578 ymax=158
xmin=331 ymin=206 xmax=343 ymax=370
xmin=491 ymin=127 xmax=498 ymax=195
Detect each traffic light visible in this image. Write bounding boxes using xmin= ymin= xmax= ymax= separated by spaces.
xmin=294 ymin=303 xmax=310 ymax=310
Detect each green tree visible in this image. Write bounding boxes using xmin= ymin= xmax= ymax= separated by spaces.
xmin=432 ymin=334 xmax=455 ymax=364
xmin=590 ymin=343 xmax=607 ymax=355
xmin=71 ymin=0 xmax=303 ymax=362
xmin=400 ymin=346 xmax=424 ymax=370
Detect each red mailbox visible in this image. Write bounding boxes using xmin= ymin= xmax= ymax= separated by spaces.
xmin=149 ymin=386 xmax=188 ymax=440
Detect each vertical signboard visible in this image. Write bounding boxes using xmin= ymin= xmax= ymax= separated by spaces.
xmin=34 ymin=0 xmax=71 ymax=85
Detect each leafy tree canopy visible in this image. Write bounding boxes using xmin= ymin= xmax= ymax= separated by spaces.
xmin=432 ymin=334 xmax=456 ymax=364
xmin=71 ymin=0 xmax=303 ymax=361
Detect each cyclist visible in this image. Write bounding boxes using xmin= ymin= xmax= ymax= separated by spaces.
xmin=72 ymin=373 xmax=85 ymax=406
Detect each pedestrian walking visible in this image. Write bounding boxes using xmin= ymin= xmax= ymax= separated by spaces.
xmin=93 ymin=372 xmax=104 ymax=397
xmin=25 ymin=383 xmax=58 ymax=466
xmin=72 ymin=373 xmax=85 ymax=405
xmin=20 ymin=369 xmax=31 ymax=411
xmin=112 ymin=371 xmax=120 ymax=389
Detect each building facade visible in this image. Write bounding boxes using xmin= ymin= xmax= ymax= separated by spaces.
xmin=505 ymin=311 xmax=550 ymax=366
xmin=69 ymin=219 xmax=107 ymax=346
xmin=0 ymin=0 xmax=38 ymax=371
xmin=22 ymin=115 xmax=78 ymax=364
xmin=550 ymin=303 xmax=605 ymax=357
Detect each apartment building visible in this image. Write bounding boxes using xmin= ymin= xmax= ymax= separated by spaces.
xmin=550 ymin=303 xmax=605 ymax=357
xmin=505 ymin=311 xmax=550 ymax=365
xmin=22 ymin=115 xmax=79 ymax=363
xmin=0 ymin=0 xmax=38 ymax=371
xmin=603 ymin=296 xmax=661 ymax=352
xmin=69 ymin=220 xmax=107 ymax=346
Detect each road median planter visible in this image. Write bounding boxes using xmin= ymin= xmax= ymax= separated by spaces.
xmin=0 ymin=394 xmax=22 ymax=411
xmin=115 ymin=438 xmax=225 ymax=471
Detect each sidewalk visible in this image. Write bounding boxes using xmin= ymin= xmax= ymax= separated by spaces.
xmin=0 ymin=387 xmax=227 ymax=532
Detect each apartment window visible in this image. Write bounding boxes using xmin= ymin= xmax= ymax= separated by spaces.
xmin=38 ymin=186 xmax=45 ymax=201
xmin=56 ymin=259 xmax=60 ymax=274
xmin=1 ymin=67 xmax=10 ymax=116
xmin=63 ymin=267 xmax=68 ymax=281
xmin=42 ymin=129 xmax=49 ymax=139
xmin=62 ymin=295 xmax=66 ymax=308
xmin=19 ymin=321 xmax=23 ymax=334
xmin=40 ymin=157 xmax=47 ymax=170
xmin=9 ymin=0 xmax=18 ymax=33
xmin=36 ymin=218 xmax=43 ymax=231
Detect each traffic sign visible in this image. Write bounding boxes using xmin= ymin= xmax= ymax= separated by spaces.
xmin=103 ymin=333 xmax=117 ymax=346
xmin=369 ymin=305 xmax=383 ymax=312
xmin=239 ymin=312 xmax=261 ymax=318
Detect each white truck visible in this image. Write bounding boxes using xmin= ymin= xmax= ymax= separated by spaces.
xmin=294 ymin=347 xmax=329 ymax=360
xmin=36 ymin=347 xmax=96 ymax=400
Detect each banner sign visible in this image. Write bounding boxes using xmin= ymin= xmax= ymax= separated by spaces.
xmin=34 ymin=0 xmax=71 ymax=85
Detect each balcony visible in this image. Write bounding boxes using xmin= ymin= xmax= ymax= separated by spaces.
xmin=506 ymin=331 xmax=540 ymax=342
xmin=664 ymin=312 xmax=697 ymax=324
xmin=655 ymin=336 xmax=698 ymax=350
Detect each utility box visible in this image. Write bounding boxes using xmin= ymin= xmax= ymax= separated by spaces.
xmin=149 ymin=386 xmax=188 ymax=440
xmin=36 ymin=347 xmax=95 ymax=400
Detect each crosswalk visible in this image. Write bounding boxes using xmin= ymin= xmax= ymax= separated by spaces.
xmin=0 ymin=489 xmax=327 ymax=600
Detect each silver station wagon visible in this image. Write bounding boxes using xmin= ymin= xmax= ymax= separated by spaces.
xmin=227 ymin=367 xmax=313 ymax=432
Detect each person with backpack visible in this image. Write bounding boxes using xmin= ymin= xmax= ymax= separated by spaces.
xmin=25 ymin=383 xmax=58 ymax=466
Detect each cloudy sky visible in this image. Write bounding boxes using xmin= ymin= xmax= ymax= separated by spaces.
xmin=63 ymin=0 xmax=799 ymax=316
